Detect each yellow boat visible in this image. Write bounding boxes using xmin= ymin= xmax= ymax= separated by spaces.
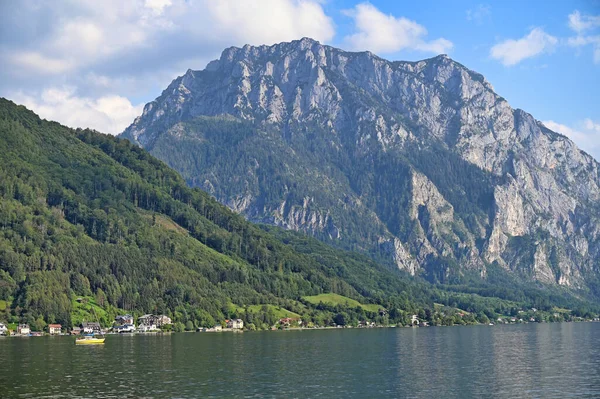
xmin=75 ymin=335 xmax=105 ymax=345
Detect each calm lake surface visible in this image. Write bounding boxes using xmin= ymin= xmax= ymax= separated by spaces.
xmin=1 ymin=323 xmax=600 ymax=398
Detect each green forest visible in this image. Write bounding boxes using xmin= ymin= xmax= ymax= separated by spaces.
xmin=0 ymin=99 xmax=597 ymax=332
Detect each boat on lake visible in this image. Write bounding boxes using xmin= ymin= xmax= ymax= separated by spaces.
xmin=76 ymin=309 xmax=105 ymax=345
xmin=75 ymin=334 xmax=105 ymax=345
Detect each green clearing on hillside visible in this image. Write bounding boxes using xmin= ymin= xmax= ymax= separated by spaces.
xmin=70 ymin=296 xmax=110 ymax=326
xmin=303 ymin=293 xmax=381 ymax=312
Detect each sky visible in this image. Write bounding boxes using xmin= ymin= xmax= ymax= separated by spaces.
xmin=0 ymin=0 xmax=599 ymax=159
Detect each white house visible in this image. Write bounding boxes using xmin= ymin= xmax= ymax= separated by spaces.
xmin=17 ymin=324 xmax=30 ymax=335
xmin=115 ymin=314 xmax=134 ymax=326
xmin=155 ymin=315 xmax=172 ymax=326
xmin=137 ymin=314 xmax=171 ymax=329
xmin=81 ymin=322 xmax=101 ymax=334
xmin=48 ymin=324 xmax=62 ymax=335
xmin=0 ymin=323 xmax=7 ymax=335
xmin=226 ymin=319 xmax=244 ymax=329
xmin=410 ymin=315 xmax=419 ymax=326
xmin=115 ymin=324 xmax=136 ymax=333
xmin=137 ymin=323 xmax=158 ymax=332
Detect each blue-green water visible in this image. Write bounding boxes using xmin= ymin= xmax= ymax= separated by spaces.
xmin=1 ymin=323 xmax=599 ymax=398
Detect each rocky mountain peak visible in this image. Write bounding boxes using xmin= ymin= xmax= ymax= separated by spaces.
xmin=121 ymin=39 xmax=600 ymax=290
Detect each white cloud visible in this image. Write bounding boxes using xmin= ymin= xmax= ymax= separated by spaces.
xmin=342 ymin=3 xmax=453 ymax=55
xmin=466 ymin=4 xmax=491 ymax=25
xmin=9 ymin=52 xmax=74 ymax=75
xmin=204 ymin=0 xmax=335 ymax=45
xmin=145 ymin=0 xmax=172 ymax=15
xmin=4 ymin=0 xmax=335 ymax=77
xmin=490 ymin=28 xmax=557 ymax=66
xmin=543 ymin=119 xmax=600 ymax=161
xmin=6 ymin=2 xmax=156 ymax=75
xmin=11 ymin=87 xmax=144 ymax=135
xmin=567 ymin=10 xmax=600 ymax=64
xmin=1 ymin=0 xmax=335 ymax=132
xmin=583 ymin=118 xmax=600 ymax=133
xmin=568 ymin=10 xmax=600 ymax=33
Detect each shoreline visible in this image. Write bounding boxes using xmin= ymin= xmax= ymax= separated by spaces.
xmin=2 ymin=319 xmax=598 ymax=338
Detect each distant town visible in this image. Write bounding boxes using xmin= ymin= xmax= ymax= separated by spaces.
xmin=1 ymin=309 xmax=599 ymax=337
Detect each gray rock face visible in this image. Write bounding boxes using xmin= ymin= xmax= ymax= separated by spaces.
xmin=122 ymin=38 xmax=600 ymax=289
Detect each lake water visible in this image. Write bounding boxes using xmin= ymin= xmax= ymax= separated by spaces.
xmin=1 ymin=323 xmax=600 ymax=398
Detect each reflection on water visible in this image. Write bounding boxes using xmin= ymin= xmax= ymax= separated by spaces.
xmin=1 ymin=323 xmax=599 ymax=398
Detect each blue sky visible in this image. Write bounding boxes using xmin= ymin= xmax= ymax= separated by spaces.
xmin=0 ymin=0 xmax=599 ymax=158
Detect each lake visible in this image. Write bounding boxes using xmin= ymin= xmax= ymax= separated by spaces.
xmin=1 ymin=323 xmax=599 ymax=398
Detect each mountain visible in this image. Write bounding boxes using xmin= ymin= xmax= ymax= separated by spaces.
xmin=122 ymin=38 xmax=600 ymax=293
xmin=8 ymin=98 xmax=586 ymax=330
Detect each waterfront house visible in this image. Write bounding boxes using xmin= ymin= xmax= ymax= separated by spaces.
xmin=199 ymin=325 xmax=223 ymax=332
xmin=115 ymin=323 xmax=136 ymax=333
xmin=18 ymin=324 xmax=30 ymax=335
xmin=279 ymin=317 xmax=300 ymax=328
xmin=359 ymin=321 xmax=375 ymax=328
xmin=226 ymin=319 xmax=244 ymax=329
xmin=115 ymin=314 xmax=134 ymax=326
xmin=81 ymin=322 xmax=101 ymax=334
xmin=138 ymin=314 xmax=172 ymax=328
xmin=156 ymin=315 xmax=172 ymax=326
xmin=48 ymin=324 xmax=62 ymax=335
xmin=0 ymin=323 xmax=7 ymax=335
xmin=137 ymin=314 xmax=154 ymax=326
xmin=137 ymin=323 xmax=158 ymax=332
xmin=410 ymin=315 xmax=419 ymax=326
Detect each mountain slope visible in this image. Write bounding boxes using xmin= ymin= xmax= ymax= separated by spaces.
xmin=9 ymin=98 xmax=587 ymax=329
xmin=122 ymin=38 xmax=600 ymax=291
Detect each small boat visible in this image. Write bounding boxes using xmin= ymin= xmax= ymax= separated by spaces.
xmin=76 ymin=308 xmax=106 ymax=345
xmin=76 ymin=334 xmax=105 ymax=345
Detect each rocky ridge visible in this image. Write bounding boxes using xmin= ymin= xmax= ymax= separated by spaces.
xmin=122 ymin=38 xmax=600 ymax=290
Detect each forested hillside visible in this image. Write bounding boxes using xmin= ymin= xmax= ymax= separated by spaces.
xmin=0 ymin=99 xmax=596 ymax=331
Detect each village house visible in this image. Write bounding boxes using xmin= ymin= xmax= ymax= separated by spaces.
xmin=137 ymin=314 xmax=172 ymax=330
xmin=137 ymin=315 xmax=157 ymax=332
xmin=199 ymin=324 xmax=223 ymax=332
xmin=81 ymin=322 xmax=101 ymax=334
xmin=137 ymin=314 xmax=154 ymax=325
xmin=115 ymin=314 xmax=134 ymax=326
xmin=17 ymin=324 xmax=30 ymax=335
xmin=48 ymin=324 xmax=62 ymax=335
xmin=155 ymin=315 xmax=172 ymax=326
xmin=226 ymin=319 xmax=244 ymax=329
xmin=0 ymin=323 xmax=7 ymax=335
xmin=279 ymin=317 xmax=295 ymax=328
xmin=71 ymin=327 xmax=82 ymax=335
xmin=137 ymin=323 xmax=158 ymax=332
xmin=114 ymin=324 xmax=136 ymax=333
xmin=410 ymin=315 xmax=419 ymax=326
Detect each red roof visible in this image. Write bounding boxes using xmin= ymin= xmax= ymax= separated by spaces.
xmin=48 ymin=324 xmax=62 ymax=328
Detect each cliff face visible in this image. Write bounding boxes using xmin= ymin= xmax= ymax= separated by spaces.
xmin=122 ymin=38 xmax=600 ymax=288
